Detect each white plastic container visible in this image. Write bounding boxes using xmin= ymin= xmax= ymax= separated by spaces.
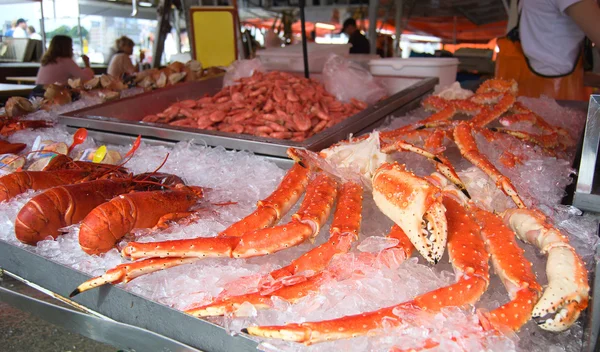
xmin=344 ymin=54 xmax=382 ymax=69
xmin=368 ymin=58 xmax=459 ymax=90
xmin=256 ymin=43 xmax=351 ymax=73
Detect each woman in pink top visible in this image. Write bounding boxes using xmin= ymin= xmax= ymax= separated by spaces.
xmin=35 ymin=35 xmax=94 ymax=85
xmin=107 ymin=36 xmax=144 ymax=79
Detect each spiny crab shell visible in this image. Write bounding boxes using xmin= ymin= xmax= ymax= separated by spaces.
xmin=372 ymin=162 xmax=448 ymax=264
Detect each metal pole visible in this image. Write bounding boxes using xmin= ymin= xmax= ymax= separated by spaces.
xmin=152 ymin=0 xmax=173 ymax=68
xmin=299 ymin=0 xmax=309 ymax=78
xmin=394 ymin=0 xmax=402 ymax=57
xmin=368 ymin=0 xmax=379 ymax=54
xmin=40 ymin=1 xmax=46 ymax=53
xmin=452 ymin=15 xmax=457 ymax=45
xmin=174 ymin=7 xmax=181 ymax=54
xmin=77 ymin=16 xmax=84 ymax=56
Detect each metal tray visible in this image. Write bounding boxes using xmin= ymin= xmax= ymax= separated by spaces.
xmin=58 ymin=76 xmax=437 ymax=158
xmin=0 ymin=240 xmax=256 ymax=352
xmin=1 ymin=226 xmax=598 ymax=352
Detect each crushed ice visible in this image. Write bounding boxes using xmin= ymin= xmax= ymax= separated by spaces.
xmin=0 ymin=95 xmax=596 ymax=352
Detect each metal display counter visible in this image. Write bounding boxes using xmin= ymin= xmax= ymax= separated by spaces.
xmin=59 ymin=76 xmax=438 ymax=158
xmin=0 ymin=90 xmax=597 ymax=351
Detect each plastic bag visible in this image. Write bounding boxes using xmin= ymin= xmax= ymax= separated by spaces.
xmin=322 ymin=54 xmax=388 ymax=105
xmin=435 ymin=81 xmax=474 ymax=100
xmin=223 ymin=59 xmax=265 ymax=87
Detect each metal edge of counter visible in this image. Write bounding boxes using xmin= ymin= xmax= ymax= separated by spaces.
xmin=0 ymin=241 xmax=259 ymax=352
xmin=0 ymin=279 xmax=201 ymax=352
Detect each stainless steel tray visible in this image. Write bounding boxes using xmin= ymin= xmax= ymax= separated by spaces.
xmin=0 ymin=240 xmax=257 ymax=352
xmin=58 ymin=76 xmax=437 ymax=158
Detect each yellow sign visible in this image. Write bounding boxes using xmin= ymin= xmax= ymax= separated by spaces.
xmin=191 ymin=7 xmax=238 ymax=67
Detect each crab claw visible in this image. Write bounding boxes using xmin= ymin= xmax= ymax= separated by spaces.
xmin=502 ymin=208 xmax=589 ymax=332
xmin=372 ymin=162 xmax=447 ymax=264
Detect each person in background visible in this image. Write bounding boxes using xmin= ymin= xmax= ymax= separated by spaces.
xmin=12 ymin=18 xmax=28 ymax=38
xmin=341 ymin=18 xmax=370 ymax=54
xmin=107 ymin=36 xmax=144 ymax=78
xmin=27 ymin=26 xmax=42 ymax=40
xmin=496 ymin=0 xmax=600 ymax=100
xmin=4 ymin=20 xmax=16 ymax=37
xmin=35 ymin=35 xmax=94 ymax=85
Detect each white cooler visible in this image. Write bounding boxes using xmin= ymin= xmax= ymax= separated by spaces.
xmin=369 ymin=58 xmax=459 ymax=91
xmin=256 ymin=43 xmax=351 ymax=73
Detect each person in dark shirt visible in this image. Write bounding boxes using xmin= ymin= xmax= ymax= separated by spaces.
xmin=341 ymin=18 xmax=370 ymax=54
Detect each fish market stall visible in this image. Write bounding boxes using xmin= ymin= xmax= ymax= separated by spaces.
xmin=0 ymin=76 xmax=598 ymax=352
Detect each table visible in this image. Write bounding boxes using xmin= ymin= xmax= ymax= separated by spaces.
xmin=5 ymin=76 xmax=36 ymax=84
xmin=6 ymin=75 xmax=103 ymax=85
xmin=0 ymin=83 xmax=36 ymax=97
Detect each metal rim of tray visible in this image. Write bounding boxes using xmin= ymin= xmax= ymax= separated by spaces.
xmin=59 ymin=76 xmax=438 ymax=158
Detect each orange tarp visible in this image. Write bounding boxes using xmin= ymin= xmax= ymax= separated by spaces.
xmin=243 ymin=17 xmax=507 ymax=44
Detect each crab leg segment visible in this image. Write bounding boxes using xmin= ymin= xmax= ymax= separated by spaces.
xmin=232 ymin=174 xmax=338 ymax=257
xmin=502 ymin=209 xmax=589 ymax=332
xmin=469 ymin=93 xmax=515 ymax=128
xmin=123 ymin=174 xmax=337 ymax=260
xmin=372 ymin=162 xmax=447 ymax=264
xmin=186 ymin=182 xmax=363 ymax=317
xmin=272 ymin=182 xmax=363 ymax=278
xmin=380 ymin=140 xmax=469 ymax=199
xmin=190 ymin=227 xmax=413 ymax=318
xmin=453 ymin=122 xmax=526 ymax=208
xmin=70 ymin=258 xmax=198 ymax=297
xmin=219 ymin=162 xmax=310 ymax=237
xmin=490 ymin=127 xmax=560 ymax=149
xmin=245 ymin=197 xmax=488 ymax=345
xmin=470 ymin=207 xmax=542 ymax=331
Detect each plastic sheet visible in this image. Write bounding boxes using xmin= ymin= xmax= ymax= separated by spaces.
xmin=322 ymin=55 xmax=387 ymax=105
xmin=223 ymin=59 xmax=265 ymax=87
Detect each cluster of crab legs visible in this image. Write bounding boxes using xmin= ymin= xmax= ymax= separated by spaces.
xmin=70 ymin=79 xmax=589 ymax=346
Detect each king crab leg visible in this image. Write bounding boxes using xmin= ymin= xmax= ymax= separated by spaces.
xmin=121 ymin=173 xmax=338 ymax=260
xmin=453 ymin=121 xmax=526 ymax=208
xmin=70 ymin=160 xmax=319 ymax=296
xmin=451 ymin=116 xmax=590 ymax=332
xmin=246 ymin=174 xmax=546 ymax=344
xmin=188 ymin=226 xmax=413 ymax=317
xmin=245 ymin=196 xmax=490 ymax=344
xmin=502 ymin=208 xmax=589 ymax=331
xmin=186 ymin=182 xmax=364 ymax=317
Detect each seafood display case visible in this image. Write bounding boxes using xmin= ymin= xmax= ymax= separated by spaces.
xmin=58 ymin=76 xmax=438 ymax=158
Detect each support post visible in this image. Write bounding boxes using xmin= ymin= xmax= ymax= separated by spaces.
xmin=299 ymin=0 xmax=310 ymax=78
xmin=368 ymin=0 xmax=379 ymax=54
xmin=180 ymin=0 xmax=193 ymax=56
xmin=40 ymin=2 xmax=46 ymax=53
xmin=152 ymin=0 xmax=174 ymax=68
xmin=174 ymin=7 xmax=182 ymax=54
xmin=393 ymin=0 xmax=403 ymax=57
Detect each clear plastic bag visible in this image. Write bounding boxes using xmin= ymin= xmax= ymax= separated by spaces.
xmin=322 ymin=54 xmax=388 ymax=105
xmin=223 ymin=59 xmax=265 ymax=87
